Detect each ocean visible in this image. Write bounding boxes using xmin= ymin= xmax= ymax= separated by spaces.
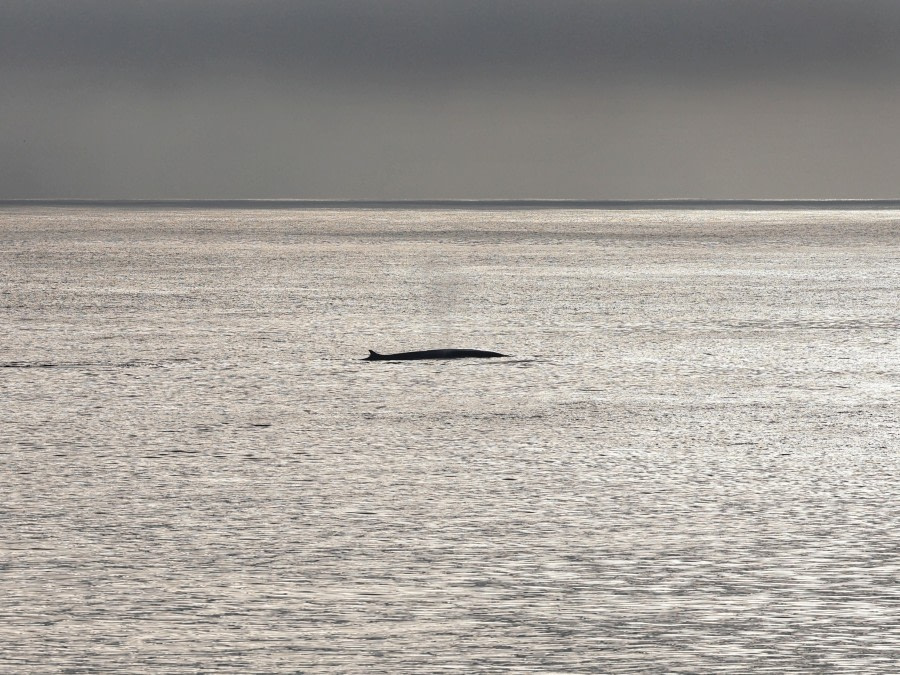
xmin=2 ymin=204 xmax=898 ymax=672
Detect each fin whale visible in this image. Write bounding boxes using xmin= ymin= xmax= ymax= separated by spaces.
xmin=364 ymin=348 xmax=507 ymax=361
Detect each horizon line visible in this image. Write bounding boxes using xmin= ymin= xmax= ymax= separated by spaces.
xmin=3 ymin=198 xmax=900 ymax=210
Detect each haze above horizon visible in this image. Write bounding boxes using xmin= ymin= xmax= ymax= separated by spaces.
xmin=4 ymin=1 xmax=900 ymax=199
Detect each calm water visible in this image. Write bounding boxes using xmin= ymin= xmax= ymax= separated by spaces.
xmin=2 ymin=206 xmax=898 ymax=672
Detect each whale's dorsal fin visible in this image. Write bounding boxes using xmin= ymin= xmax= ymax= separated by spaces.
xmin=369 ymin=350 xmax=380 ymax=357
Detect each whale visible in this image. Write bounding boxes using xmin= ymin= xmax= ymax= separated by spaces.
xmin=364 ymin=348 xmax=507 ymax=361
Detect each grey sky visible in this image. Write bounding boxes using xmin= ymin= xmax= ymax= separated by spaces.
xmin=4 ymin=0 xmax=900 ymax=198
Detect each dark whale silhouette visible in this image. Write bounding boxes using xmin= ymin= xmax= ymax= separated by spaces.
xmin=364 ymin=348 xmax=507 ymax=361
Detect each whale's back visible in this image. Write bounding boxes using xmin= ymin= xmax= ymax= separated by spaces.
xmin=364 ymin=348 xmax=506 ymax=361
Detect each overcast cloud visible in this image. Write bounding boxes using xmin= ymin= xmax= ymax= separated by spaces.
xmin=4 ymin=0 xmax=900 ymax=198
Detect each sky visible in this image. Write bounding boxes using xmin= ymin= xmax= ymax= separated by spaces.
xmin=3 ymin=0 xmax=900 ymax=199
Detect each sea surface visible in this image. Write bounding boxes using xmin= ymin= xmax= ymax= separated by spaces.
xmin=2 ymin=206 xmax=898 ymax=672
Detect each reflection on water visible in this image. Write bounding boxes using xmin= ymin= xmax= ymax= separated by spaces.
xmin=2 ymin=207 xmax=898 ymax=672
